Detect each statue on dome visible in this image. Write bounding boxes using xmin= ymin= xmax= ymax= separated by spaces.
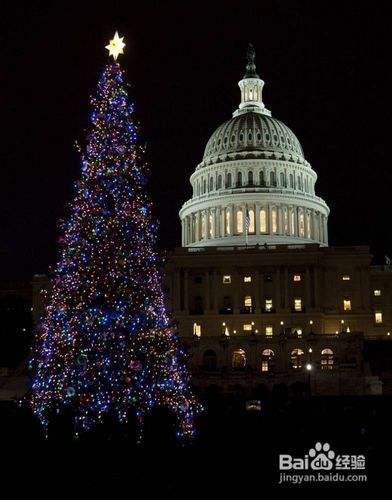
xmin=245 ymin=43 xmax=258 ymax=78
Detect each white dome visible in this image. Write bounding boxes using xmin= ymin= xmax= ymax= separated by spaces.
xmin=179 ymin=46 xmax=329 ymax=248
xmin=203 ymin=112 xmax=303 ymax=164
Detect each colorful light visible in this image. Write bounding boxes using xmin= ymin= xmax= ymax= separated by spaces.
xmin=29 ymin=59 xmax=200 ymax=440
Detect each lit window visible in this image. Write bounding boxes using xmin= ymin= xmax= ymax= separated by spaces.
xmin=291 ymin=349 xmax=304 ymax=369
xmin=225 ymin=209 xmax=230 ymax=234
xmin=261 ymin=361 xmax=269 ymax=372
xmin=343 ymin=299 xmax=351 ymax=311
xmin=223 ymin=275 xmax=231 ymax=284
xmin=260 ymin=208 xmax=267 ymax=233
xmin=321 ymin=348 xmax=334 ymax=370
xmin=193 ymin=323 xmax=201 ymax=337
xmin=265 ymin=298 xmax=273 ymax=312
xmin=201 ymin=213 xmax=206 ymax=238
xmin=265 ymin=325 xmax=273 ymax=336
xmin=290 ymin=210 xmax=295 ymax=235
xmin=306 ymin=213 xmax=311 ymax=238
xmin=261 ymin=349 xmax=274 ymax=372
xmin=284 ymin=209 xmax=289 ymax=234
xmin=374 ymin=289 xmax=381 ymax=296
xmin=232 ymin=349 xmax=246 ymax=369
xmin=271 ymin=207 xmax=277 ymax=234
xmin=375 ymin=312 xmax=383 ymax=324
xmin=209 ymin=213 xmax=214 ymax=237
xmin=248 ymin=209 xmax=255 ymax=233
xmin=243 ymin=324 xmax=252 ymax=331
xmin=342 ymin=275 xmax=351 ymax=281
xmin=244 ymin=276 xmax=252 ymax=283
xmin=294 ymin=298 xmax=302 ymax=311
xmin=244 ymin=296 xmax=252 ymax=308
xmin=299 ymin=212 xmax=305 ymax=237
xmin=236 ymin=209 xmax=243 ymax=234
xmin=293 ymin=274 xmax=301 ymax=282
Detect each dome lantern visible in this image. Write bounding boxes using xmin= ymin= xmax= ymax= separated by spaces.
xmin=234 ymin=43 xmax=271 ymax=118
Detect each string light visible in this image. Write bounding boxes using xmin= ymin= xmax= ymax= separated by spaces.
xmin=29 ymin=59 xmax=200 ymax=440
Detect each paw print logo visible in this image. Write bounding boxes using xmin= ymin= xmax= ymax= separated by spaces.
xmin=309 ymin=442 xmax=335 ymax=470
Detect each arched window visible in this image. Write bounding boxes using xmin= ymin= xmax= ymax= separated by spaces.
xmin=270 ymin=171 xmax=276 ymax=186
xmin=209 ymin=177 xmax=214 ymax=191
xmin=261 ymin=349 xmax=275 ymax=372
xmin=283 ymin=208 xmax=289 ymax=234
xmin=237 ymin=171 xmax=243 ymax=187
xmin=243 ymin=295 xmax=253 ymax=313
xmin=217 ymin=174 xmax=222 ymax=189
xmin=203 ymin=179 xmax=207 ymax=193
xmin=260 ymin=208 xmax=267 ymax=233
xmin=209 ymin=212 xmax=214 ymax=238
xmin=291 ymin=348 xmax=304 ymax=369
xmin=289 ymin=173 xmax=294 ymax=188
xmin=201 ymin=212 xmax=206 ymax=238
xmin=280 ymin=172 xmax=285 ymax=187
xmin=226 ymin=172 xmax=232 ymax=188
xmin=195 ymin=216 xmax=200 ymax=241
xmin=299 ymin=211 xmax=305 ymax=237
xmin=248 ymin=209 xmax=255 ymax=233
xmin=321 ymin=349 xmax=334 ymax=370
xmin=203 ymin=350 xmax=217 ymax=371
xmin=236 ymin=209 xmax=243 ymax=234
xmin=297 ymin=176 xmax=301 ymax=190
xmin=232 ymin=349 xmax=246 ymax=370
xmin=225 ymin=208 xmax=231 ymax=235
xmin=259 ymin=170 xmax=265 ymax=186
xmin=248 ymin=170 xmax=253 ymax=186
xmin=271 ymin=207 xmax=278 ymax=234
xmin=290 ymin=210 xmax=295 ymax=235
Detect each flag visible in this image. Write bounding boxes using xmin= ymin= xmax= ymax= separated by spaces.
xmin=245 ymin=208 xmax=250 ymax=233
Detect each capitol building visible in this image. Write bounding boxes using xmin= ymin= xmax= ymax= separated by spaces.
xmin=166 ymin=46 xmax=392 ymax=396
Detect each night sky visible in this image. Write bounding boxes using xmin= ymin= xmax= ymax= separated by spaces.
xmin=1 ymin=1 xmax=390 ymax=280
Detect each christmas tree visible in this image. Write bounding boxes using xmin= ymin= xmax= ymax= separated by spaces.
xmin=29 ymin=32 xmax=198 ymax=440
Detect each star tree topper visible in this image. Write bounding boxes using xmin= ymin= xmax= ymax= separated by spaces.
xmin=105 ymin=31 xmax=125 ymax=60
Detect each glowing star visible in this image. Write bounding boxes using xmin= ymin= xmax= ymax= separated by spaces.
xmin=105 ymin=31 xmax=125 ymax=61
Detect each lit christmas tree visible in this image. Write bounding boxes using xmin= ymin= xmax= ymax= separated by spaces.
xmin=29 ymin=32 xmax=199 ymax=440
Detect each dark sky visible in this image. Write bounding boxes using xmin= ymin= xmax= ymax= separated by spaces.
xmin=1 ymin=1 xmax=391 ymax=280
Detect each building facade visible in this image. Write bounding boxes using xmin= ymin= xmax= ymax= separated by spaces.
xmin=167 ymin=46 xmax=391 ymax=396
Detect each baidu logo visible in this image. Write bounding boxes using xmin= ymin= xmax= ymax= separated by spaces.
xmin=279 ymin=442 xmax=364 ymax=471
xmin=278 ymin=442 xmax=367 ymax=484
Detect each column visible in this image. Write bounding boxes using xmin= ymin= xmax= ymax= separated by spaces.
xmin=242 ymin=205 xmax=246 ymax=236
xmin=181 ymin=219 xmax=185 ymax=246
xmin=229 ymin=205 xmax=234 ymax=237
xmin=278 ymin=205 xmax=283 ymax=235
xmin=323 ymin=216 xmax=328 ymax=245
xmin=268 ymin=205 xmax=273 ymax=235
xmin=255 ymin=203 xmax=260 ymax=235
xmin=202 ymin=210 xmax=208 ymax=243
